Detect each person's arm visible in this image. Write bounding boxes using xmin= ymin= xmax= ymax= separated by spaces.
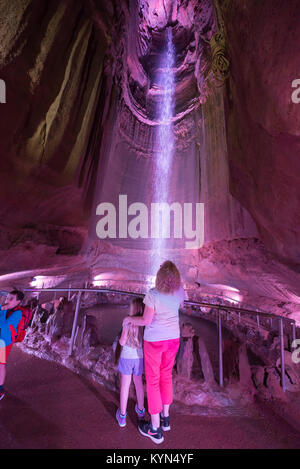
xmin=119 ymin=325 xmax=128 ymax=346
xmin=123 ymin=305 xmax=155 ymax=327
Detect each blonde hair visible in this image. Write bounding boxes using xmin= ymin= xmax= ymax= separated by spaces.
xmin=129 ymin=297 xmax=144 ymax=317
xmin=126 ymin=297 xmax=144 ymax=349
xmin=155 ymin=260 xmax=181 ymax=294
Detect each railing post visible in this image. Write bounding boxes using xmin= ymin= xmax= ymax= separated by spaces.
xmin=68 ymin=291 xmax=82 ymax=357
xmin=256 ymin=314 xmax=260 ymax=332
xmin=218 ymin=310 xmax=223 ymax=388
xmin=68 ymin=284 xmax=71 ymax=301
xmin=279 ymin=318 xmax=286 ymax=392
xmin=238 ymin=312 xmax=241 ymax=323
xmin=292 ymin=322 xmax=296 ymax=344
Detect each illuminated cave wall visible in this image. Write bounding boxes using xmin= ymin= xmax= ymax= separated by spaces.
xmin=0 ymin=0 xmax=299 ymax=315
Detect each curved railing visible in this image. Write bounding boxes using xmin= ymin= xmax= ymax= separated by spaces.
xmin=22 ymin=287 xmax=297 ymax=391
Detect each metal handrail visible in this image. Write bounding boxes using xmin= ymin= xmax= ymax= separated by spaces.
xmin=23 ymin=287 xmax=296 ymax=323
xmin=24 ymin=286 xmax=297 ymax=391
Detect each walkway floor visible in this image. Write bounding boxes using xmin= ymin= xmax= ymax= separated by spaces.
xmin=0 ymin=346 xmax=300 ymax=449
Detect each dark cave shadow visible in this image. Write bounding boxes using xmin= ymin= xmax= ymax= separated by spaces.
xmin=74 ymin=373 xmax=148 ymax=428
xmin=75 ymin=373 xmax=119 ymax=419
xmin=0 ymin=392 xmax=62 ymax=449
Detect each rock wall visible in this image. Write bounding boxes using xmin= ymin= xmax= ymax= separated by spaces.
xmin=0 ymin=0 xmax=116 ymax=272
xmin=0 ymin=0 xmax=299 ymax=322
xmin=199 ymin=84 xmax=259 ymax=244
xmin=222 ymin=0 xmax=300 ymax=267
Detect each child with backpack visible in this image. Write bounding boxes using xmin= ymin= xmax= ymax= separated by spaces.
xmin=115 ymin=297 xmax=146 ymax=427
xmin=0 ymin=290 xmax=33 ymax=400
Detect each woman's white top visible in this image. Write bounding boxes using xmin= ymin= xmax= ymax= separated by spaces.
xmin=143 ymin=285 xmax=187 ymax=342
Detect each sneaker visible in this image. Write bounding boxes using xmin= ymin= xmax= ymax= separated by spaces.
xmin=0 ymin=391 xmax=4 ymax=401
xmin=135 ymin=404 xmax=145 ymax=419
xmin=116 ymin=408 xmax=127 ymax=427
xmin=138 ymin=420 xmax=164 ymax=444
xmin=160 ymin=413 xmax=170 ymax=431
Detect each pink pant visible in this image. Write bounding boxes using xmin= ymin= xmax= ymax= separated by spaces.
xmin=144 ymin=338 xmax=180 ymax=415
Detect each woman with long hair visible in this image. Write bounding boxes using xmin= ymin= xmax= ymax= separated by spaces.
xmin=123 ymin=260 xmax=186 ymax=444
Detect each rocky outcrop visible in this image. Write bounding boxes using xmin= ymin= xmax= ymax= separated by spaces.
xmin=176 ymin=323 xmax=196 ymax=379
xmin=198 ymin=337 xmax=215 ymax=384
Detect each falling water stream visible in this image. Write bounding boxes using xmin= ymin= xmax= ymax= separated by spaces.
xmin=151 ymin=27 xmax=176 ymax=276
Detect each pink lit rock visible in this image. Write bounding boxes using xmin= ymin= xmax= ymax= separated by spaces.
xmin=198 ymin=337 xmax=215 ymax=385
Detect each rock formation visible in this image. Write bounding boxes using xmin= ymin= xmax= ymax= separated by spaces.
xmin=0 ymin=2 xmax=299 ymax=331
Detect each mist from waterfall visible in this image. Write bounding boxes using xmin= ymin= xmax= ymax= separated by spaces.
xmin=151 ymin=27 xmax=175 ymax=277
